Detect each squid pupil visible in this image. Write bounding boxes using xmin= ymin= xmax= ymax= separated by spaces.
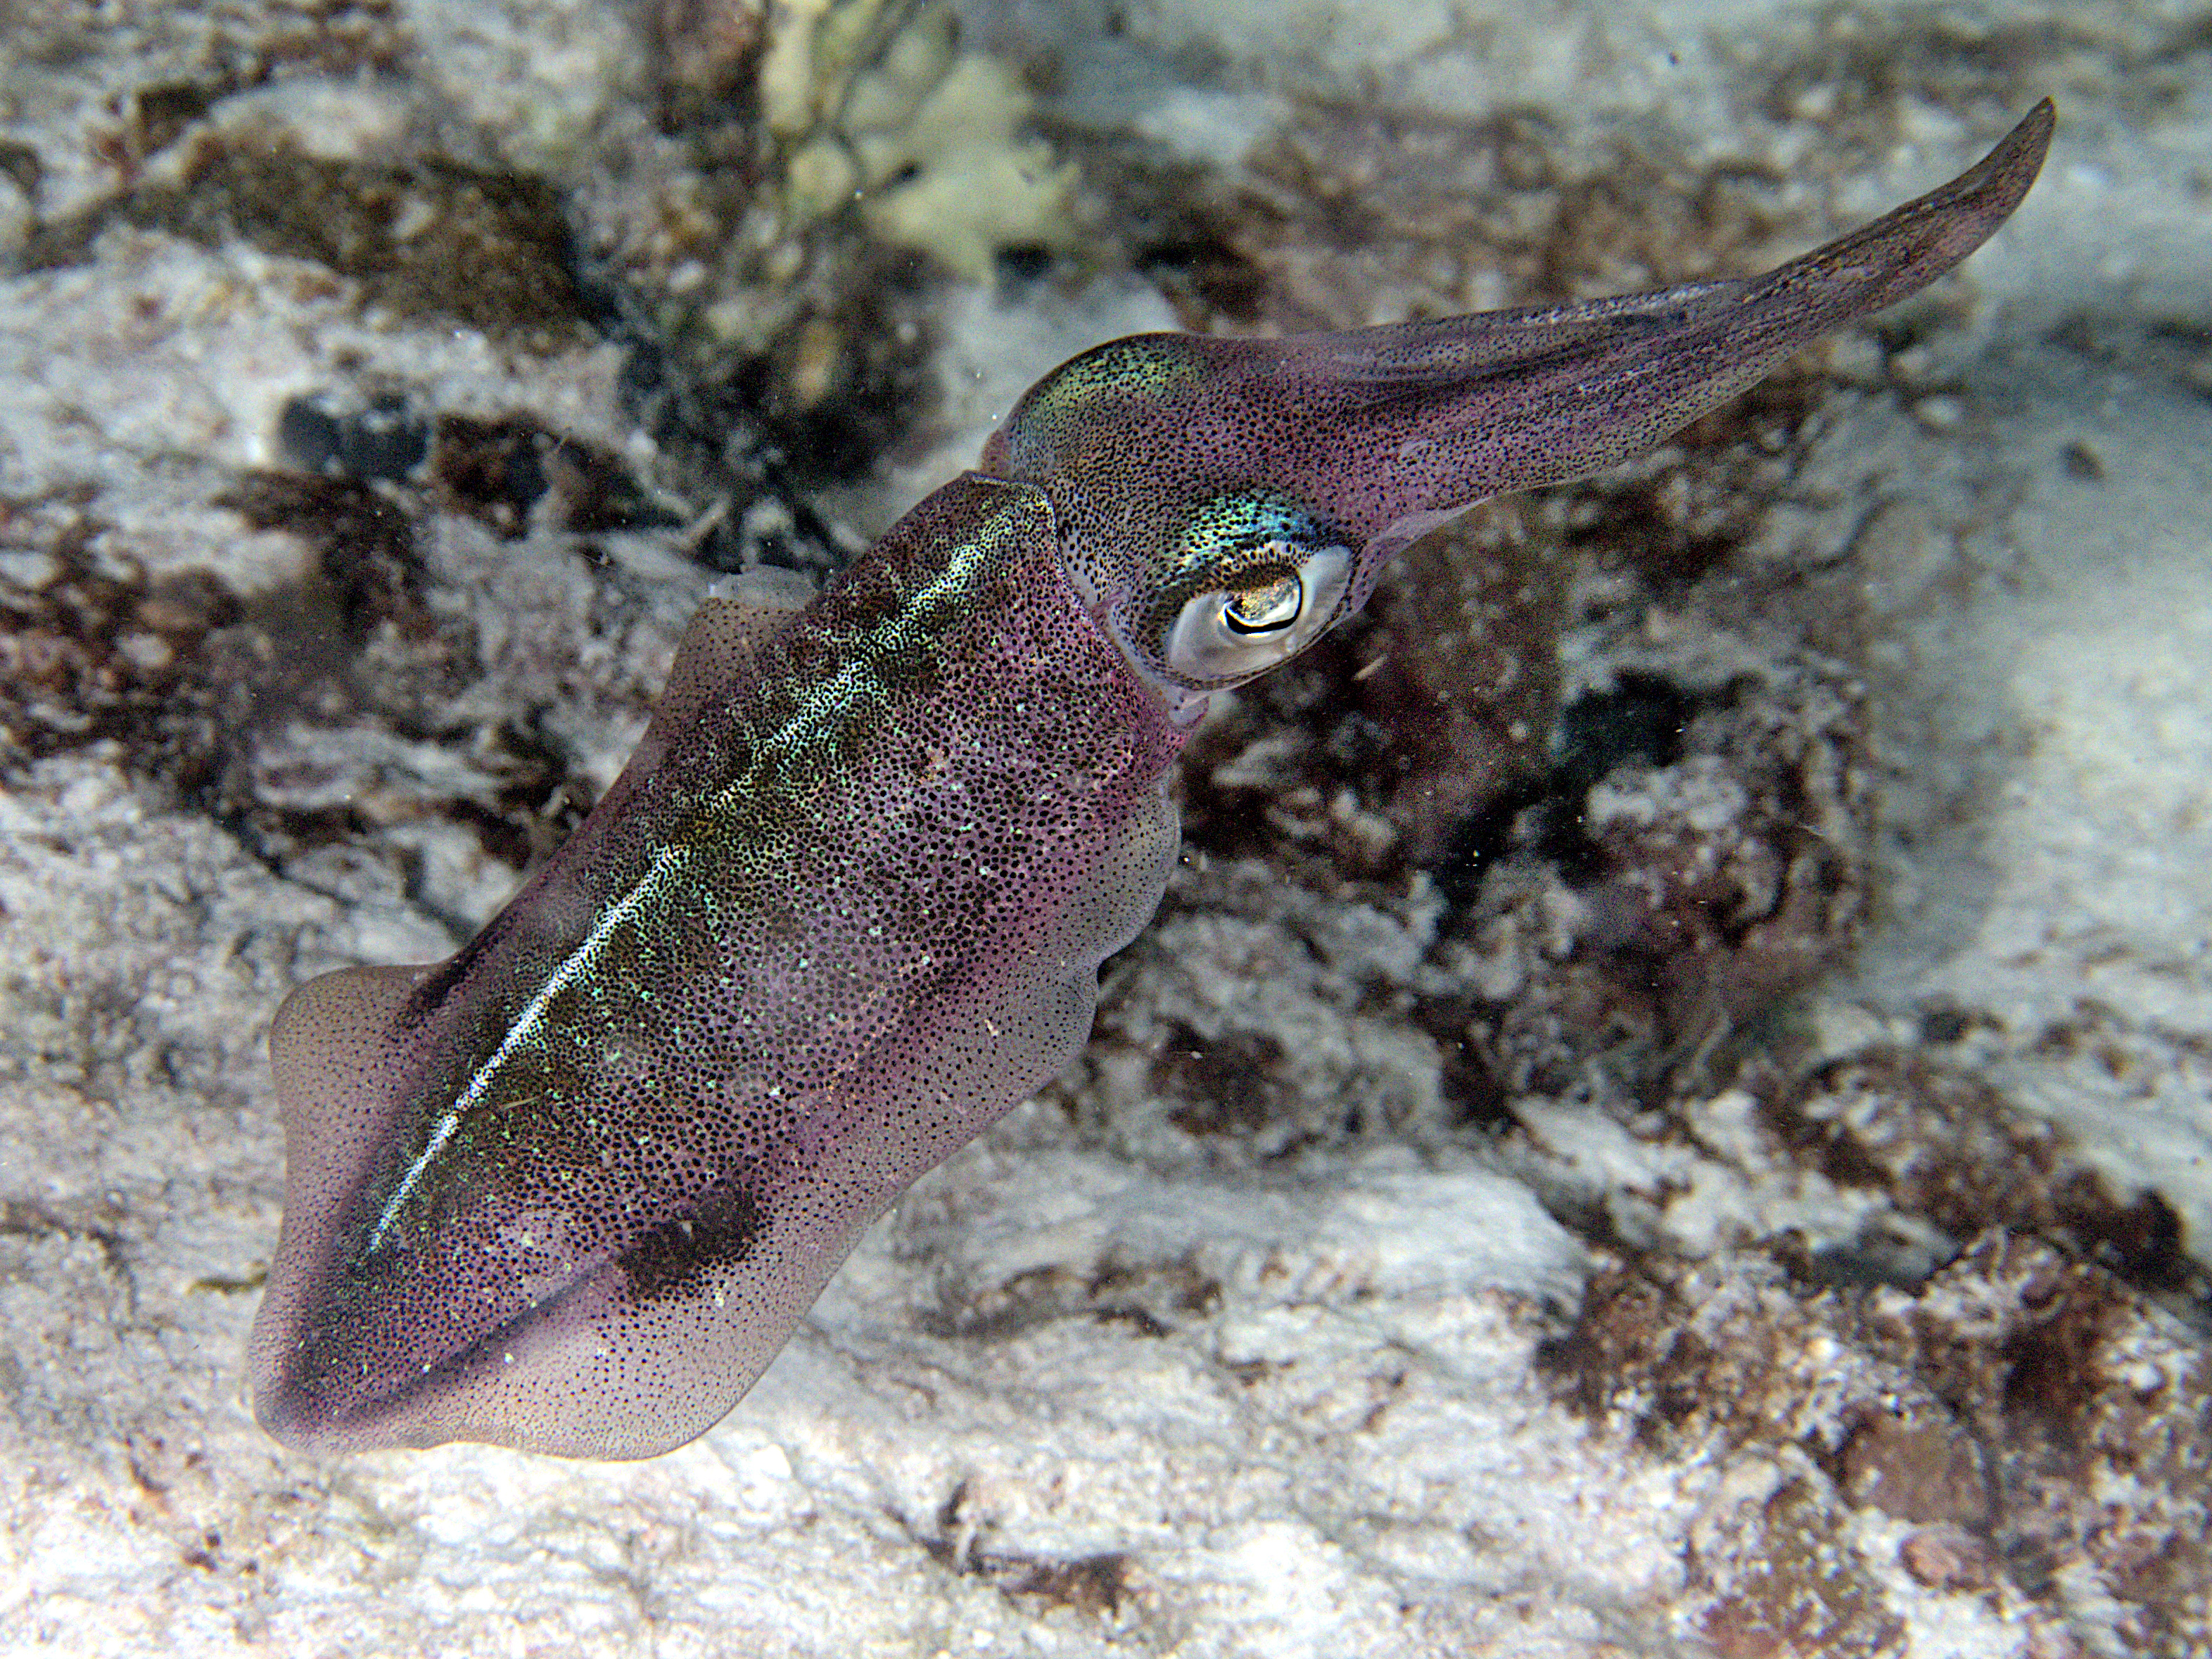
xmin=1223 ymin=573 xmax=1302 ymax=635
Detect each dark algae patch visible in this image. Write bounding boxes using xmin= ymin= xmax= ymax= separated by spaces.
xmin=1540 ymin=1233 xmax=2210 ymax=1655
xmin=0 ymin=492 xmax=243 ymax=789
xmin=27 ymin=139 xmax=588 ymax=345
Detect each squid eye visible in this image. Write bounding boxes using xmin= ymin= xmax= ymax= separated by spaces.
xmin=1161 ymin=544 xmax=1351 ymax=685
xmin=1223 ymin=574 xmax=1304 ymax=635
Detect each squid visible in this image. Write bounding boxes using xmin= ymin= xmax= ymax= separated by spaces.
xmin=250 ymin=103 xmax=2052 ymax=1458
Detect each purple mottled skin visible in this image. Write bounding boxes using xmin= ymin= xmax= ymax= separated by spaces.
xmin=251 ymin=103 xmax=2052 ymax=1459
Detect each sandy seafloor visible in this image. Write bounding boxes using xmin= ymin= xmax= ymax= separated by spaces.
xmin=0 ymin=0 xmax=2208 ymax=1655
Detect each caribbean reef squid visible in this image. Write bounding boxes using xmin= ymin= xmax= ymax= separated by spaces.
xmin=250 ymin=103 xmax=2052 ymax=1458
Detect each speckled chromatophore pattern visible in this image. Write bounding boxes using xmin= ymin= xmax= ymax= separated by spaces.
xmin=250 ymin=106 xmax=2052 ymax=1459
